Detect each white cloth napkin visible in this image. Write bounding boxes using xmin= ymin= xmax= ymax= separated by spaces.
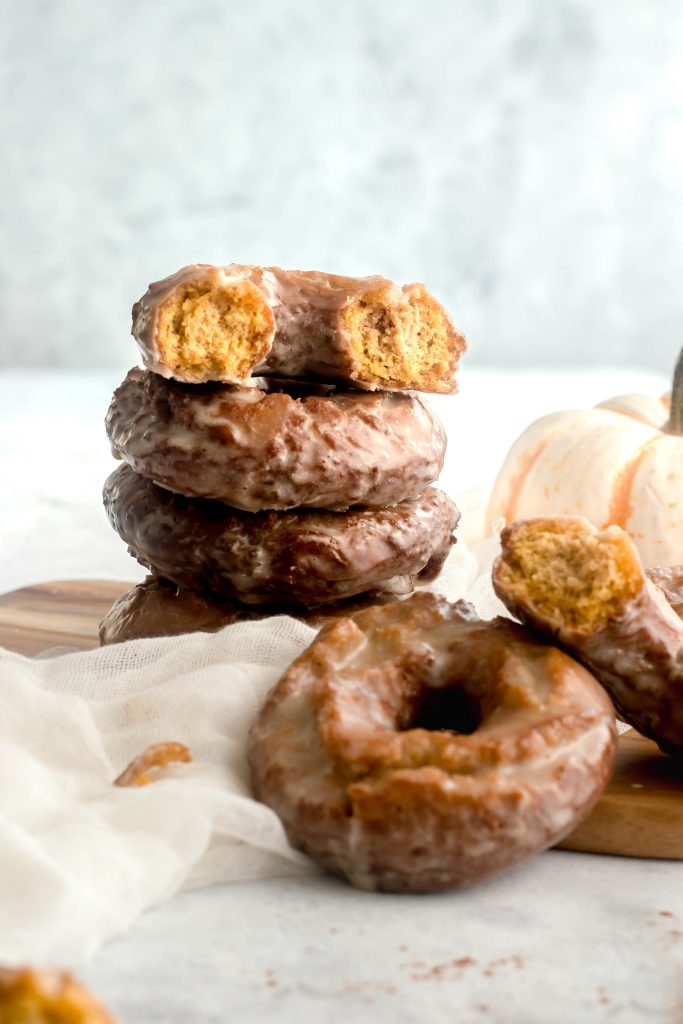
xmin=0 ymin=515 xmax=506 ymax=966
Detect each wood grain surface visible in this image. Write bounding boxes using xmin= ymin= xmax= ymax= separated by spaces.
xmin=0 ymin=578 xmax=131 ymax=655
xmin=0 ymin=579 xmax=681 ymax=861
xmin=556 ymin=729 xmax=683 ymax=859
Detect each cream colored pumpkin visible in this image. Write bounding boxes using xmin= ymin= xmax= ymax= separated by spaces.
xmin=485 ymin=386 xmax=683 ymax=568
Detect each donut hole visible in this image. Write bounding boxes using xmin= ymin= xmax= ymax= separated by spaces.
xmin=156 ymin=278 xmax=273 ymax=382
xmin=407 ymin=684 xmax=482 ymax=735
xmin=343 ymin=287 xmax=463 ymax=394
xmin=498 ymin=517 xmax=644 ymax=633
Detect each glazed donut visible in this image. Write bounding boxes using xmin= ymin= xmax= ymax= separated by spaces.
xmin=493 ymin=515 xmax=683 ymax=758
xmin=105 ymin=368 xmax=447 ymax=510
xmin=103 ymin=465 xmax=458 ymax=607
xmin=646 ymin=565 xmax=683 ymax=619
xmin=248 ymin=591 xmax=616 ymax=893
xmin=98 ymin=576 xmax=401 ymax=645
xmin=132 ymin=264 xmax=466 ymax=392
xmin=98 ymin=577 xmax=262 ymax=644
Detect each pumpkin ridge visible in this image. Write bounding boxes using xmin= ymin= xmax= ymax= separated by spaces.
xmin=501 ymin=436 xmax=557 ymax=526
xmin=604 ymin=436 xmax=660 ymax=530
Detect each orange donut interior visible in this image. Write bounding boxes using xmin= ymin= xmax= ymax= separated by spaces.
xmin=495 ymin=516 xmax=645 ymax=635
xmin=343 ymin=284 xmax=463 ymax=395
xmin=0 ymin=967 xmax=114 ymax=1023
xmin=155 ymin=275 xmax=274 ymax=382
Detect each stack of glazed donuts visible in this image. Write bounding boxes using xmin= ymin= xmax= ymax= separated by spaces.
xmin=100 ymin=264 xmax=467 ymax=643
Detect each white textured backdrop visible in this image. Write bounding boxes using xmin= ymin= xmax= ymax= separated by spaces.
xmin=2 ymin=0 xmax=683 ymax=371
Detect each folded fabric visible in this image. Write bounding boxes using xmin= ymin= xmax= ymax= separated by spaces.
xmin=0 ymin=618 xmax=320 ymax=964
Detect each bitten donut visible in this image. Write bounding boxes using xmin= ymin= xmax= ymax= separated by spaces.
xmin=106 ymin=368 xmax=447 ymax=510
xmin=132 ymin=264 xmax=466 ymax=392
xmin=98 ymin=576 xmax=400 ymax=645
xmin=248 ymin=592 xmax=616 ymax=893
xmin=103 ymin=465 xmax=458 ymax=607
xmin=493 ymin=515 xmax=683 ymax=758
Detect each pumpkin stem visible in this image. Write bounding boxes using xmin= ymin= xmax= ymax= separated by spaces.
xmin=665 ymin=348 xmax=683 ymax=435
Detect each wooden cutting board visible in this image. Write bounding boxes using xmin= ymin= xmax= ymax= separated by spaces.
xmin=0 ymin=579 xmax=131 ymax=655
xmin=1 ymin=579 xmax=681 ymax=861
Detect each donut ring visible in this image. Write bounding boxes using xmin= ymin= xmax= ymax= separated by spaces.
xmin=98 ymin=576 xmax=401 ymax=645
xmin=493 ymin=515 xmax=683 ymax=758
xmin=103 ymin=466 xmax=458 ymax=607
xmin=248 ymin=592 xmax=616 ymax=892
xmin=106 ymin=368 xmax=447 ymax=510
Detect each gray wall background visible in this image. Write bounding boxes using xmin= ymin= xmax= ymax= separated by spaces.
xmin=2 ymin=0 xmax=683 ymax=372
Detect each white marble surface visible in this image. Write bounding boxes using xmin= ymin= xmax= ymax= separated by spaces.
xmin=78 ymin=866 xmax=683 ymax=1024
xmin=3 ymin=1 xmax=683 ymax=372
xmin=1 ymin=366 xmax=681 ymax=1024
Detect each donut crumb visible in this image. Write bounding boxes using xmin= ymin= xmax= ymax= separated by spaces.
xmin=496 ymin=517 xmax=644 ymax=633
